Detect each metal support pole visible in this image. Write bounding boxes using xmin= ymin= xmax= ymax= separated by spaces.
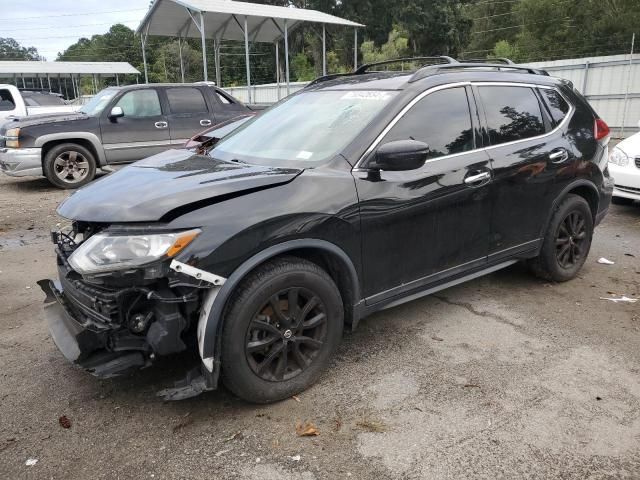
xmin=141 ymin=35 xmax=149 ymax=84
xmin=21 ymin=77 xmax=26 ymax=89
xmin=47 ymin=74 xmax=51 ymax=91
xmin=39 ymin=77 xmax=43 ymax=89
xmin=322 ymin=24 xmax=327 ymax=76
xmin=178 ymin=38 xmax=185 ymax=83
xmin=275 ymin=42 xmax=280 ymax=100
xmin=620 ymin=33 xmax=635 ymax=138
xmin=214 ymin=38 xmax=221 ymax=86
xmin=200 ymin=12 xmax=208 ymax=81
xmin=581 ymin=61 xmax=589 ymax=93
xmin=354 ymin=28 xmax=358 ymax=70
xmin=58 ymin=74 xmax=62 ymax=94
xmin=284 ymin=19 xmax=290 ymax=95
xmin=244 ymin=16 xmax=252 ymax=103
xmin=116 ymin=73 xmax=120 ymax=86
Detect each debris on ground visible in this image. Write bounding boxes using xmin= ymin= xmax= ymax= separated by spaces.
xmin=58 ymin=415 xmax=71 ymax=429
xmin=172 ymin=412 xmax=193 ymax=433
xmin=224 ymin=431 xmax=244 ymax=442
xmin=289 ymin=455 xmax=301 ymax=462
xmin=625 ymin=253 xmax=635 ymax=257
xmin=295 ymin=420 xmax=320 ymax=437
xmin=600 ymin=295 xmax=638 ymax=304
xmin=431 ymin=336 xmax=444 ymax=341
xmin=597 ymin=257 xmax=615 ymax=265
xmin=25 ymin=458 xmax=38 ymax=467
xmin=291 ymin=395 xmax=301 ymax=402
xmin=355 ymin=418 xmax=387 ymax=433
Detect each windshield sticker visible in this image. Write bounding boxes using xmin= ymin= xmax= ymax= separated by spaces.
xmin=341 ymin=91 xmax=391 ymax=101
xmin=296 ymin=151 xmax=313 ymax=160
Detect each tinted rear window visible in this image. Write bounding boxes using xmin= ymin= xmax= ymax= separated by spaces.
xmin=539 ymin=88 xmax=570 ymax=126
xmin=167 ymin=87 xmax=208 ymax=114
xmin=0 ymin=89 xmax=16 ymax=111
xmin=479 ymin=86 xmax=545 ymax=145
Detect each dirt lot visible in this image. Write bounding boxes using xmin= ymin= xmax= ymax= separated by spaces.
xmin=1 ymin=173 xmax=639 ymax=480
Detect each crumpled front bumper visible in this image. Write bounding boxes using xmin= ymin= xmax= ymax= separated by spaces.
xmin=0 ymin=147 xmax=43 ymax=177
xmin=39 ymin=279 xmax=147 ymax=378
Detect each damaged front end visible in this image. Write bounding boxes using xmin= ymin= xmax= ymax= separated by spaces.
xmin=41 ymin=222 xmax=224 ymax=398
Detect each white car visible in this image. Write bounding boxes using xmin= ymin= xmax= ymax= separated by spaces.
xmin=609 ymin=121 xmax=640 ymax=205
xmin=0 ymin=85 xmax=78 ymax=126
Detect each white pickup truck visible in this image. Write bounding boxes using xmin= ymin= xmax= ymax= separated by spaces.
xmin=0 ymin=84 xmax=78 ymax=126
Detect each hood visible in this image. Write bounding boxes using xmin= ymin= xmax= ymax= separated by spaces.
xmin=616 ymin=130 xmax=640 ymax=156
xmin=4 ymin=111 xmax=88 ymax=129
xmin=57 ymin=149 xmax=302 ymax=223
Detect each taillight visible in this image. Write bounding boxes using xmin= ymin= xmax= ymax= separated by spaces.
xmin=594 ymin=118 xmax=610 ymax=142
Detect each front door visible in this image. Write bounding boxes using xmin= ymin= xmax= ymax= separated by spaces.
xmin=354 ymin=86 xmax=493 ymax=304
xmin=165 ymin=86 xmax=215 ymax=145
xmin=100 ymin=88 xmax=171 ymax=163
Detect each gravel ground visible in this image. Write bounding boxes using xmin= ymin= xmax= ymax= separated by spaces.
xmin=1 ymin=173 xmax=639 ymax=479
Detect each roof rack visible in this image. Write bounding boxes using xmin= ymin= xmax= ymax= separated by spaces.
xmin=408 ymin=62 xmax=549 ymax=82
xmin=354 ymin=56 xmax=458 ymax=75
xmin=460 ymin=57 xmax=515 ymax=65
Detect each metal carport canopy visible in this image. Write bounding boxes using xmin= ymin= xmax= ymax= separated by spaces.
xmin=137 ymin=0 xmax=364 ymax=101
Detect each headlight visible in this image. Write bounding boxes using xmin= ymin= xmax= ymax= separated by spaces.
xmin=609 ymin=147 xmax=629 ymax=166
xmin=68 ymin=229 xmax=200 ymax=274
xmin=5 ymin=127 xmax=20 ymax=148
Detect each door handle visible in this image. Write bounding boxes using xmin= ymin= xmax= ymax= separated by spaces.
xmin=549 ymin=148 xmax=569 ymax=163
xmin=155 ymin=121 xmax=168 ymax=129
xmin=200 ymin=119 xmax=212 ymax=127
xmin=464 ymin=171 xmax=491 ymax=186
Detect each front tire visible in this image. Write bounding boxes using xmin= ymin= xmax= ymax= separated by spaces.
xmin=529 ymin=194 xmax=593 ymax=282
xmin=221 ymin=257 xmax=343 ymax=403
xmin=43 ymin=143 xmax=96 ymax=189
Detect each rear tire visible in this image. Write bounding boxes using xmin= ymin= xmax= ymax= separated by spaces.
xmin=528 ymin=194 xmax=593 ymax=282
xmin=612 ymin=196 xmax=634 ymax=206
xmin=221 ymin=257 xmax=343 ymax=403
xmin=43 ymin=143 xmax=96 ymax=189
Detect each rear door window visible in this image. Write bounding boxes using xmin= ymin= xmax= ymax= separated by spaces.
xmin=538 ymin=88 xmax=570 ymax=126
xmin=478 ymin=86 xmax=545 ymax=145
xmin=382 ymin=87 xmax=474 ymax=160
xmin=0 ymin=89 xmax=16 ymax=111
xmin=166 ymin=87 xmax=208 ymax=114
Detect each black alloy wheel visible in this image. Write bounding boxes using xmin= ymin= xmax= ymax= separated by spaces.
xmin=555 ymin=210 xmax=588 ymax=268
xmin=245 ymin=287 xmax=327 ymax=382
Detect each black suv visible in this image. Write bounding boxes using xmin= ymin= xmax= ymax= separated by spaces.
xmin=41 ymin=58 xmax=613 ymax=403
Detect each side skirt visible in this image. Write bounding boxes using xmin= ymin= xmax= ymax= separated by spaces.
xmin=360 ymin=259 xmax=519 ymax=318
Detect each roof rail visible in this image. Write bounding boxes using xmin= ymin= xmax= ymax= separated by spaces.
xmin=460 ymin=57 xmax=515 ymax=65
xmin=354 ymin=56 xmax=458 ymax=75
xmin=409 ymin=62 xmax=549 ymax=83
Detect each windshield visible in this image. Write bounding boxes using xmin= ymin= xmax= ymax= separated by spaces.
xmin=79 ymin=88 xmax=117 ymax=116
xmin=211 ymin=90 xmax=396 ymax=166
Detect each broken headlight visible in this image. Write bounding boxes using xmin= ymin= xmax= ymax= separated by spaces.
xmin=68 ymin=229 xmax=200 ymax=274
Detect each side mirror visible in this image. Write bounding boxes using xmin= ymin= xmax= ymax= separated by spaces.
xmin=370 ymin=139 xmax=430 ymax=171
xmin=109 ymin=106 xmax=124 ymax=119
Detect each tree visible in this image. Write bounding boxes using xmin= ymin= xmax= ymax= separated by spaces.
xmin=0 ymin=37 xmax=41 ymax=61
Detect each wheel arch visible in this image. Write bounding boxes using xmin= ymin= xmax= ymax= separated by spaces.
xmin=200 ymin=239 xmax=362 ymax=361
xmin=36 ymin=133 xmax=106 ymax=166
xmin=541 ymin=180 xmax=600 ymax=237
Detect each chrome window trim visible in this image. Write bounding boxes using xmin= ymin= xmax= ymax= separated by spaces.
xmin=353 ymin=81 xmax=575 ymax=170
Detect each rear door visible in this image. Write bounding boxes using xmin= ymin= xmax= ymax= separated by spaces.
xmin=165 ymin=86 xmax=215 ymax=145
xmin=476 ymin=83 xmax=575 ymax=261
xmin=354 ymin=85 xmax=493 ymax=303
xmin=100 ymin=88 xmax=170 ymax=163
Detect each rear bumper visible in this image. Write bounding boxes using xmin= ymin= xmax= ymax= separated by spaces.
xmin=0 ymin=147 xmax=42 ymax=177
xmin=39 ymin=279 xmax=146 ymax=378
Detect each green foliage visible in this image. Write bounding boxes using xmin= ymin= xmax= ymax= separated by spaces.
xmin=361 ymin=26 xmax=410 ymax=64
xmin=291 ymin=53 xmax=316 ymax=81
xmin=0 ymin=37 xmax=41 ymax=61
xmin=491 ymin=40 xmax=520 ymax=62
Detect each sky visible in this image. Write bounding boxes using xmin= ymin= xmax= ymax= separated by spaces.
xmin=2 ymin=0 xmax=152 ymax=61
